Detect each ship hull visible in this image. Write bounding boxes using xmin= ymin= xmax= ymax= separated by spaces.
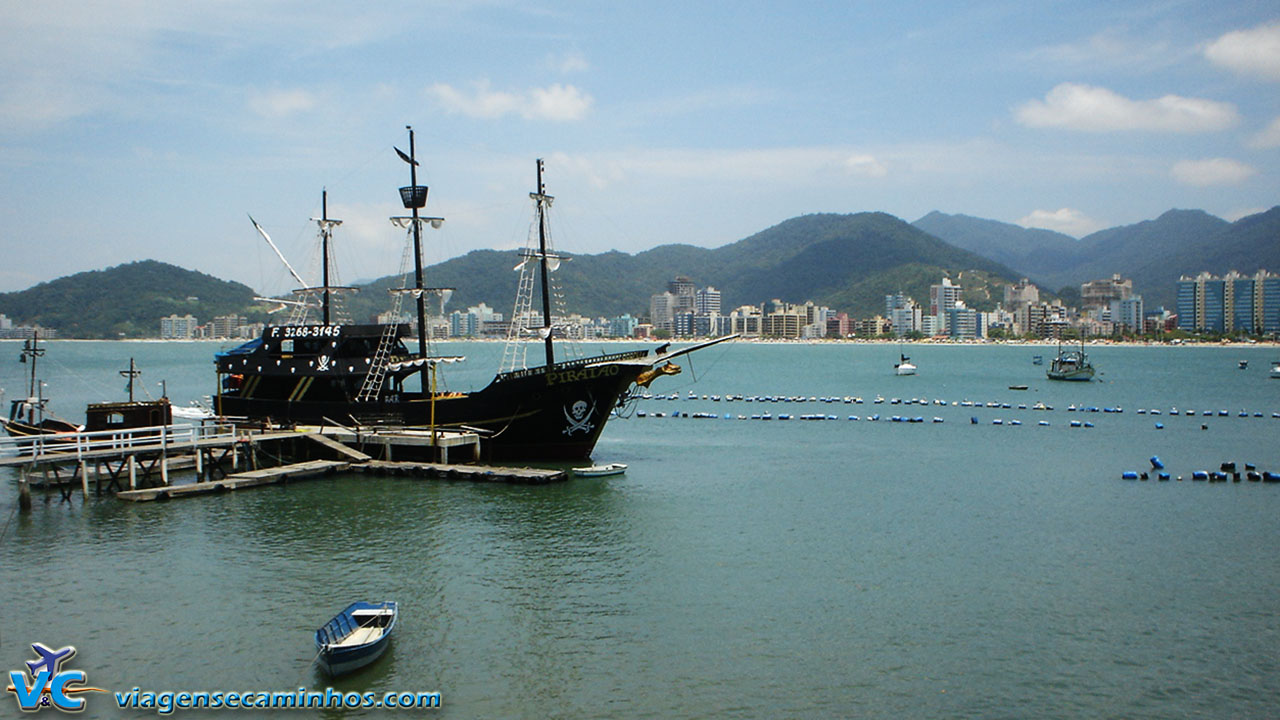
xmin=215 ymin=360 xmax=645 ymax=461
xmin=1046 ymin=369 xmax=1094 ymax=381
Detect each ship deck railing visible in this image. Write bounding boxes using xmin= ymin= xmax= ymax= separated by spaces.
xmin=494 ymin=348 xmax=650 ymax=382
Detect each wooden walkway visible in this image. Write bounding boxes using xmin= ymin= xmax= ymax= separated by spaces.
xmin=5 ymin=422 xmax=566 ymax=505
xmin=116 ymin=460 xmax=352 ymax=502
xmin=360 ymin=460 xmax=566 ymax=484
xmin=113 ymin=458 xmax=566 ymax=502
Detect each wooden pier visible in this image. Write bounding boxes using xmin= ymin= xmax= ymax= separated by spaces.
xmin=360 ymin=460 xmax=566 ymax=484
xmin=304 ymin=424 xmax=482 ymax=464
xmin=115 ymin=459 xmax=353 ymax=502
xmin=2 ymin=421 xmax=566 ymax=506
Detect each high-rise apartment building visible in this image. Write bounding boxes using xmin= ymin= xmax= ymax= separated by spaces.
xmin=1081 ymin=274 xmax=1132 ymax=308
xmin=695 ymin=286 xmax=721 ymax=316
xmin=1177 ymin=270 xmax=1277 ymax=334
xmin=160 ymin=314 xmax=198 ymax=339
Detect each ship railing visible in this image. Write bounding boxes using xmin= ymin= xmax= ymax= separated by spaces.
xmin=494 ymin=348 xmax=651 ymax=382
xmin=0 ymin=421 xmax=240 ymax=462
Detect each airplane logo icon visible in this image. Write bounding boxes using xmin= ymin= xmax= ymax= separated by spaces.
xmin=26 ymin=643 xmax=76 ymax=680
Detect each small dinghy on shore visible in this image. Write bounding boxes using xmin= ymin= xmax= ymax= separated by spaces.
xmin=315 ymin=601 xmax=397 ymax=677
xmin=573 ymin=463 xmax=628 ymax=477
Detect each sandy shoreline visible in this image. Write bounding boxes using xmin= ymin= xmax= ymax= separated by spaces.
xmin=6 ymin=337 xmax=1276 ymax=348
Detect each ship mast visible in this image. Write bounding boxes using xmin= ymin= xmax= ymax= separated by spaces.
xmin=306 ymin=190 xmax=354 ymax=326
xmin=533 ymin=159 xmax=555 ymax=368
xmin=392 ymin=126 xmax=445 ymax=362
xmin=22 ymin=331 xmax=43 ymax=402
xmin=409 ymin=132 xmax=427 ymax=354
xmin=120 ymin=358 xmax=141 ymax=403
xmin=319 ymin=190 xmax=338 ymax=325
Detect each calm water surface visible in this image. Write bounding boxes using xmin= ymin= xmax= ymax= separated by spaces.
xmin=2 ymin=340 xmax=1278 ymax=718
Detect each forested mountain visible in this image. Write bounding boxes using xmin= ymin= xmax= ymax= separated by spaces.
xmin=0 ymin=260 xmax=260 ymax=338
xmin=912 ymin=212 xmax=1081 ymax=281
xmin=1124 ymin=207 xmax=1280 ymax=308
xmin=5 ymin=206 xmax=1275 ymax=337
xmin=915 ymin=207 xmax=1278 ymax=309
xmin=346 ymin=212 xmax=1023 ymax=321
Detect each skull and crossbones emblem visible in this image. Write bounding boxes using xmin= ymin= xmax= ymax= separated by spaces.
xmin=563 ymin=397 xmax=596 ymax=435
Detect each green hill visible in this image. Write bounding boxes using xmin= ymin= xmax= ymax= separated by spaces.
xmin=912 ymin=211 xmax=1081 ymax=281
xmin=0 ymin=260 xmax=261 ymax=338
xmin=345 ymin=212 xmax=1023 ymax=321
xmin=700 ymin=213 xmax=1019 ymax=314
xmin=12 ymin=206 xmax=1274 ymax=337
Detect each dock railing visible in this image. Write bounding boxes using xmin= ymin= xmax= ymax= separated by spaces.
xmin=0 ymin=420 xmax=240 ymax=464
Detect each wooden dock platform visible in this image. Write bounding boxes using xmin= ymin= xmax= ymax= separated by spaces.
xmin=306 ymin=425 xmax=481 ymax=463
xmin=359 ymin=460 xmax=566 ymax=484
xmin=112 ymin=458 xmax=566 ymax=502
xmin=116 ymin=460 xmax=352 ymax=502
xmin=4 ymin=422 xmax=566 ymax=505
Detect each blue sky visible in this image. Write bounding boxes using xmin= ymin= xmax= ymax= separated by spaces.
xmin=1 ymin=1 xmax=1276 ymax=295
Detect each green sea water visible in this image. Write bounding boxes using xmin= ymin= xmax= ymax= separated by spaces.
xmin=2 ymin=340 xmax=1278 ymax=718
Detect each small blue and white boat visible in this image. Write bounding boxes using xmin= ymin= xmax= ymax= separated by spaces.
xmin=573 ymin=463 xmax=628 ymax=477
xmin=315 ymin=601 xmax=398 ymax=677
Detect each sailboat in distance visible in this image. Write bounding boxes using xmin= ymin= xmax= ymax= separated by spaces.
xmin=894 ymin=352 xmax=917 ymax=376
xmin=214 ymin=128 xmax=735 ymax=459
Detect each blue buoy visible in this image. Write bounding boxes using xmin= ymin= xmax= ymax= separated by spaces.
xmin=1122 ymin=471 xmax=1139 ymax=480
xmin=1150 ymin=456 xmax=1164 ymax=469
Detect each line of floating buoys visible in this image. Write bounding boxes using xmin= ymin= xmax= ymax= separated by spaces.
xmin=632 ymin=408 xmax=1095 ymax=427
xmin=1121 ymin=460 xmax=1280 ymax=483
xmin=634 ymin=393 xmax=1280 ymax=421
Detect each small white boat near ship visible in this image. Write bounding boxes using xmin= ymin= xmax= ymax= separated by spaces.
xmin=1270 ymin=361 xmax=1280 ymax=379
xmin=573 ymin=463 xmax=628 ymax=477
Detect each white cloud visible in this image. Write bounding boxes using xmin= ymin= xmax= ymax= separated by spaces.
xmin=429 ymin=81 xmax=520 ymax=119
xmin=1171 ymin=158 xmax=1257 ymax=186
xmin=1017 ymin=208 xmax=1100 ymax=237
xmin=247 ymin=89 xmax=319 ymax=119
xmin=528 ymin=84 xmax=593 ymax=121
xmin=429 ymin=81 xmax=592 ymax=122
xmin=1026 ymin=28 xmax=1177 ymax=73
xmin=1204 ymin=22 xmax=1280 ymax=81
xmin=602 ymin=147 xmax=879 ymax=184
xmin=0 ymin=4 xmax=153 ymax=130
xmin=1014 ymin=82 xmax=1238 ymax=133
xmin=548 ymin=50 xmax=590 ymax=74
xmin=844 ymin=154 xmax=888 ymax=178
xmin=1250 ymin=116 xmax=1280 ymax=149
xmin=1225 ymin=207 xmax=1269 ymax=222
xmin=625 ymin=86 xmax=774 ymax=122
xmin=0 ymin=80 xmax=106 ymax=130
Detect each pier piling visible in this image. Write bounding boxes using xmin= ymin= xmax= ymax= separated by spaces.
xmin=18 ymin=472 xmax=32 ymax=512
